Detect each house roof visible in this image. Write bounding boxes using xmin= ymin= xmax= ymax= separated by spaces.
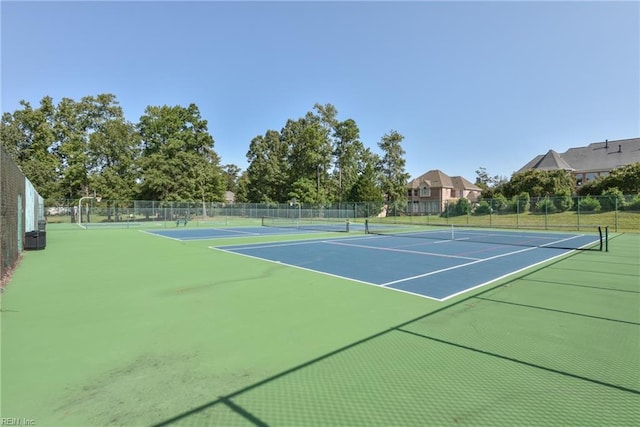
xmin=518 ymin=137 xmax=640 ymax=174
xmin=451 ymin=176 xmax=482 ymax=191
xmin=518 ymin=149 xmax=574 ymax=172
xmin=408 ymin=169 xmax=453 ymax=189
xmin=408 ymin=169 xmax=481 ymax=191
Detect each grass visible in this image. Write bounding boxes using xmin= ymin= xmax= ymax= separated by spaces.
xmin=1 ymin=224 xmax=638 ymax=426
xmin=376 ymin=210 xmax=640 ymax=233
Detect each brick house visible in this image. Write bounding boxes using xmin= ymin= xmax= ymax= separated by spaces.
xmin=407 ymin=169 xmax=482 ymax=214
xmin=517 ymin=137 xmax=640 ymax=187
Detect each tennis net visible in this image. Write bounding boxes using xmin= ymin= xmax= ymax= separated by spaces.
xmin=261 ymin=217 xmax=350 ymax=233
xmin=365 ymin=221 xmax=606 ymax=251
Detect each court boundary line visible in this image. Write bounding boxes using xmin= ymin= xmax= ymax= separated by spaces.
xmin=211 ymin=246 xmax=441 ymax=301
xmin=214 ymin=237 xmax=579 ymax=301
xmin=142 ymin=227 xmax=265 ymax=241
xmin=139 ymin=229 xmax=184 ymax=241
xmin=323 ymin=240 xmax=481 ymax=261
xmin=381 ymin=244 xmax=553 ymax=287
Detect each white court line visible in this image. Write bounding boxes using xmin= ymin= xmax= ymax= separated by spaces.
xmin=323 ymin=240 xmax=481 ymax=261
xmin=379 ymin=232 xmax=590 ymax=288
xmin=211 ymin=246 xmax=442 ymax=301
xmin=438 ymin=249 xmax=577 ymax=301
xmin=139 ymin=229 xmax=184 ymax=241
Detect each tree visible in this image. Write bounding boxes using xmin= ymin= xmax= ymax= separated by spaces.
xmin=0 ymin=97 xmax=61 ymax=200
xmin=332 ymin=118 xmax=364 ymax=202
xmin=137 ymin=104 xmax=223 ymax=203
xmin=245 ymin=130 xmax=289 ymax=203
xmin=475 ymin=167 xmax=508 ymax=199
xmin=504 ymin=169 xmax=574 ymax=198
xmin=378 ymin=130 xmax=410 ymax=214
xmin=222 ymin=164 xmax=242 ymax=194
xmin=281 ymin=112 xmax=333 ymax=204
xmin=577 ymin=162 xmax=640 ymax=196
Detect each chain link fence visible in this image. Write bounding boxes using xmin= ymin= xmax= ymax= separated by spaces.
xmin=43 ymin=195 xmax=639 ymax=232
xmin=1 ymin=148 xmax=45 ymax=279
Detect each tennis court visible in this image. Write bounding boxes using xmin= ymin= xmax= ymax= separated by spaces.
xmin=216 ymin=226 xmax=605 ymax=300
xmin=1 ymin=224 xmax=638 ymax=426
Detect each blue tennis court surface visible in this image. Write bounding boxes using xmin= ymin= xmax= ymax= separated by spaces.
xmin=144 ymin=225 xmax=350 ymax=241
xmin=215 ymin=231 xmax=602 ymax=300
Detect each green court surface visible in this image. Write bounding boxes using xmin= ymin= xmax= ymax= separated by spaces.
xmin=1 ymin=225 xmax=638 ymax=426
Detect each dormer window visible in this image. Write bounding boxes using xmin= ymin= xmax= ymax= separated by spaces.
xmin=420 ymin=186 xmax=430 ymax=197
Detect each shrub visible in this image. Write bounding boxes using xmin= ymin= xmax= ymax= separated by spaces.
xmin=507 ymin=192 xmax=530 ymax=213
xmin=579 ymin=196 xmax=601 ymax=212
xmin=600 ymin=188 xmax=625 ymax=211
xmin=491 ymin=194 xmax=509 ymax=213
xmin=553 ymin=193 xmax=574 ymax=212
xmin=474 ymin=200 xmax=492 ymax=215
xmin=535 ymin=197 xmax=556 ymax=214
xmin=626 ymin=194 xmax=640 ymax=211
xmin=455 ymin=198 xmax=472 ymax=216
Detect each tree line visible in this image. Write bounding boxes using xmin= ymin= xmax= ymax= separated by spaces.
xmin=3 ymin=93 xmax=637 ymax=214
xmin=0 ymin=95 xmax=410 ymax=209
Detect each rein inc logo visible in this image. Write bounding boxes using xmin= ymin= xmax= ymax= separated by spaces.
xmin=1 ymin=419 xmax=35 ymax=426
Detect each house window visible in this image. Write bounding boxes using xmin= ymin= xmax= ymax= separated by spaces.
xmin=451 ymin=189 xmax=456 ymax=198
xmin=420 ymin=186 xmax=430 ymax=197
xmin=576 ymin=174 xmax=584 ymax=186
xmin=586 ymin=172 xmax=597 ymax=182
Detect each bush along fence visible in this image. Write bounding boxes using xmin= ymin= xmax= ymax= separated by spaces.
xmin=431 ymin=194 xmax=640 ymax=232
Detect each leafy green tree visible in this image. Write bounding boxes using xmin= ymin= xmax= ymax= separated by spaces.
xmin=137 ymin=104 xmax=223 ymax=203
xmin=475 ymin=167 xmax=508 ymax=199
xmin=0 ymin=97 xmax=61 ymax=200
xmin=222 ymin=164 xmax=242 ymax=193
xmin=378 ymin=130 xmax=410 ymax=214
xmin=245 ymin=130 xmax=289 ymax=203
xmin=76 ymin=95 xmax=141 ymax=219
xmin=578 ymin=163 xmax=640 ymax=196
xmin=281 ymin=112 xmax=333 ymax=204
xmin=332 ymin=118 xmax=364 ymax=202
xmin=55 ymin=97 xmax=93 ymax=201
xmin=350 ymin=148 xmax=383 ymax=216
xmin=504 ymin=169 xmax=574 ymax=198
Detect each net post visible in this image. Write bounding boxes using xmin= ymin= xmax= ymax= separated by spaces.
xmin=365 ymin=219 xmax=369 ymax=234
xmin=606 ymin=226 xmax=609 ymax=252
xmin=451 ymin=224 xmax=455 ymax=240
xmin=598 ymin=226 xmax=602 ymax=251
xmin=346 ymin=218 xmax=349 ymax=233
xmin=261 ymin=216 xmax=265 ymax=227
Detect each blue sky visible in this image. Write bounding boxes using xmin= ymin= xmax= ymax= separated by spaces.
xmin=2 ymin=1 xmax=638 ymax=181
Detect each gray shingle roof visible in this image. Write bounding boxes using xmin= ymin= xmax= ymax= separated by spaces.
xmin=518 ymin=137 xmax=640 ymax=174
